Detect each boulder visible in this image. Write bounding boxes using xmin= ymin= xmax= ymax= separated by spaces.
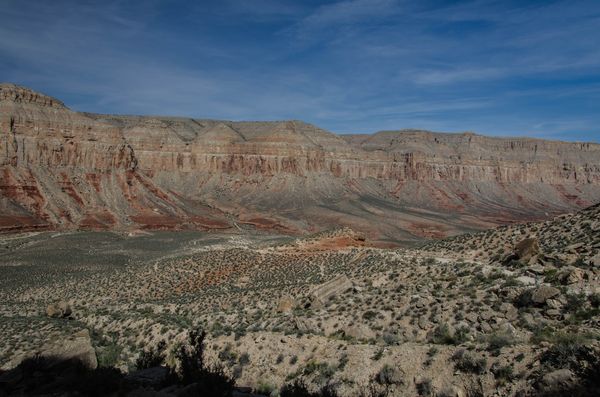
xmin=39 ymin=329 xmax=97 ymax=369
xmin=310 ymin=275 xmax=352 ymax=305
xmin=516 ymin=275 xmax=536 ymax=286
xmin=531 ymin=285 xmax=560 ymax=305
xmin=539 ymin=369 xmax=575 ymax=393
xmin=46 ymin=301 xmax=72 ymax=318
xmin=276 ymin=295 xmax=295 ymax=313
xmin=294 ymin=318 xmax=318 ymax=334
xmin=514 ymin=238 xmax=540 ymax=261
xmin=499 ymin=302 xmax=518 ymax=321
xmin=563 ymin=268 xmax=586 ymax=284
xmin=437 ymin=385 xmax=466 ymax=397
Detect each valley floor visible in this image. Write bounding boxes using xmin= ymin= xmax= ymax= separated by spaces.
xmin=0 ymin=206 xmax=599 ymax=396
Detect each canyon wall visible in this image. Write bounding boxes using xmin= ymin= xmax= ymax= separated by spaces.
xmin=2 ymin=83 xmax=599 ymax=243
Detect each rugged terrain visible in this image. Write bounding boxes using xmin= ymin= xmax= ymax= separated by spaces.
xmin=0 ymin=204 xmax=599 ymax=396
xmin=2 ymin=83 xmax=600 ymax=244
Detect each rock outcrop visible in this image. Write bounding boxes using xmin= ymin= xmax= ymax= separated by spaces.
xmin=2 ymin=83 xmax=600 ymax=243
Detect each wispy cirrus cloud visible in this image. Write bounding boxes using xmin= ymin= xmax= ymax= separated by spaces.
xmin=0 ymin=0 xmax=599 ymax=142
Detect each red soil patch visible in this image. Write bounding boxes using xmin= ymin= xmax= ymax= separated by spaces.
xmin=59 ymin=173 xmax=84 ymax=206
xmin=133 ymin=173 xmax=174 ymax=204
xmin=79 ymin=210 xmax=117 ymax=229
xmin=0 ymin=215 xmax=51 ymax=232
xmin=85 ymin=173 xmax=102 ymax=193
xmin=129 ymin=214 xmax=182 ymax=230
xmin=301 ymin=235 xmax=367 ymax=250
xmin=190 ymin=215 xmax=230 ymax=229
xmin=0 ymin=168 xmax=48 ymax=220
xmin=238 ymin=216 xmax=294 ymax=232
xmin=555 ymin=184 xmax=589 ymax=207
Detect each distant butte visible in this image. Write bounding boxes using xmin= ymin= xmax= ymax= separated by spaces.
xmin=1 ymin=83 xmax=600 ymax=244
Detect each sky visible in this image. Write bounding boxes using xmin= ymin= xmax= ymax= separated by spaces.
xmin=1 ymin=0 xmax=599 ymax=141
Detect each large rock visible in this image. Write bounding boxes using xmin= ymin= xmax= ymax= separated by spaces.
xmin=310 ymin=275 xmax=352 ymax=306
xmin=538 ymin=369 xmax=575 ymax=393
xmin=294 ymin=318 xmax=318 ymax=334
xmin=276 ymin=295 xmax=295 ymax=313
xmin=531 ymin=285 xmax=561 ymax=305
xmin=38 ymin=329 xmax=97 ymax=369
xmin=514 ymin=238 xmax=540 ymax=261
xmin=46 ymin=301 xmax=72 ymax=318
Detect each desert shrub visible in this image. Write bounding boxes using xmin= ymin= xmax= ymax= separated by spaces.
xmin=238 ymin=352 xmax=250 ymax=366
xmin=453 ymin=326 xmax=470 ymax=344
xmin=452 ymin=349 xmax=487 ymax=374
xmin=303 ymin=361 xmax=336 ymax=383
xmin=491 ymin=362 xmax=514 ymax=384
xmin=429 ymin=324 xmax=454 ymax=344
xmin=218 ymin=344 xmax=237 ymax=365
xmin=416 ymin=378 xmax=433 ymax=396
xmin=97 ymin=343 xmax=122 ymax=368
xmin=382 ymin=332 xmax=399 ymax=346
xmin=376 ymin=364 xmax=403 ymax=385
xmin=135 ymin=340 xmax=166 ymax=369
xmin=429 ymin=323 xmax=466 ymax=345
xmin=513 ymin=289 xmax=533 ymax=307
xmin=363 ymin=310 xmax=377 ymax=321
xmin=540 ymin=340 xmax=596 ymax=373
xmin=171 ymin=328 xmax=235 ymax=395
xmin=281 ymin=379 xmax=339 ymax=397
xmin=564 ymin=293 xmax=587 ymax=313
xmin=588 ymin=293 xmax=600 ymax=308
xmin=256 ymin=380 xmax=276 ymax=395
xmin=486 ymin=332 xmax=515 ymax=355
xmin=338 ymin=353 xmax=349 ymax=370
xmin=372 ymin=348 xmax=384 ymax=361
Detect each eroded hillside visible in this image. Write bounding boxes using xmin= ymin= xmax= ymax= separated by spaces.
xmin=2 ymin=83 xmax=600 ymax=243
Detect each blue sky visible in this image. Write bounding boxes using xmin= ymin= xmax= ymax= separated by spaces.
xmin=1 ymin=0 xmax=599 ymax=141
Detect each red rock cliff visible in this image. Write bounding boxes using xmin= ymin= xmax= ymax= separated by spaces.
xmin=2 ymin=83 xmax=599 ymax=243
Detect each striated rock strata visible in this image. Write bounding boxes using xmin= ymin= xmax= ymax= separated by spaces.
xmin=2 ymin=83 xmax=600 ymax=244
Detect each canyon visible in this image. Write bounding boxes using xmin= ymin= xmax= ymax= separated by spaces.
xmin=2 ymin=83 xmax=600 ymax=244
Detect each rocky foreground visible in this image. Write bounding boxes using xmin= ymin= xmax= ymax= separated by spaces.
xmin=2 ymin=83 xmax=600 ymax=243
xmin=0 ymin=204 xmax=599 ymax=396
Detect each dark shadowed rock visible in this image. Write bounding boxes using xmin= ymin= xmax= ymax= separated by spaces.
xmin=40 ymin=329 xmax=97 ymax=369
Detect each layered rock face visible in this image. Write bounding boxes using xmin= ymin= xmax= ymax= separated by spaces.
xmin=2 ymin=83 xmax=600 ymax=243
